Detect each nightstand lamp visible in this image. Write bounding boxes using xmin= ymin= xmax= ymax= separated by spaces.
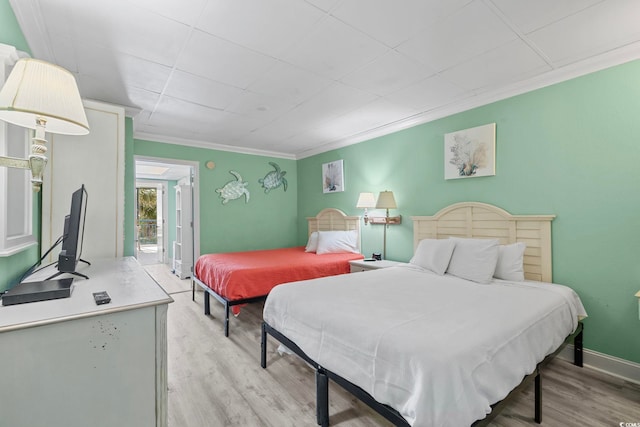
xmin=0 ymin=58 xmax=89 ymax=192
xmin=356 ymin=192 xmax=376 ymax=225
xmin=374 ymin=190 xmax=401 ymax=260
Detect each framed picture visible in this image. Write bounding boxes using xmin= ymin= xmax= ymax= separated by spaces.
xmin=444 ymin=123 xmax=496 ymax=180
xmin=322 ymin=159 xmax=344 ymax=193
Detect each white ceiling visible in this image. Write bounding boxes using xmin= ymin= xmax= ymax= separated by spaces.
xmin=10 ymin=0 xmax=640 ymax=159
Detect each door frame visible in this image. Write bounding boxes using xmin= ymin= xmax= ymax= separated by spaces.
xmin=134 ymin=180 xmax=167 ymax=264
xmin=133 ymin=156 xmax=200 ymax=268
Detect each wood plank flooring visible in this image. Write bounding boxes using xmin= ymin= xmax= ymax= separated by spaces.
xmin=150 ymin=265 xmax=640 ymax=427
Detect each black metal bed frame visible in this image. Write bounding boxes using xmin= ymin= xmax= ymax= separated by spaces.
xmin=261 ymin=321 xmax=584 ymax=426
xmin=192 ymin=275 xmax=268 ymax=337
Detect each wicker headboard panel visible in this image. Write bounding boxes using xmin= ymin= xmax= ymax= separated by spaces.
xmin=307 ymin=208 xmax=361 ymax=251
xmin=411 ymin=202 xmax=555 ymax=282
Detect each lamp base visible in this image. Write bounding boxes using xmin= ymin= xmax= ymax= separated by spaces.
xmin=368 ymin=215 xmax=402 ymax=225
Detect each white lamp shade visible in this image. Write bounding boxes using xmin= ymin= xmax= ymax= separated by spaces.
xmin=356 ymin=192 xmax=376 ymax=208
xmin=376 ymin=190 xmax=397 ymax=209
xmin=0 ymin=58 xmax=89 ymax=135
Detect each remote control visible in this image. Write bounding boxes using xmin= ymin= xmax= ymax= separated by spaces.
xmin=93 ymin=291 xmax=111 ymax=305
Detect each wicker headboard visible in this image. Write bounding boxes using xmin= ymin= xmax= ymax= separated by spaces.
xmin=411 ymin=202 xmax=555 ymax=282
xmin=307 ymin=208 xmax=361 ymax=251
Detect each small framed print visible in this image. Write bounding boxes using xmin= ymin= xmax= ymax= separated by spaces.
xmin=444 ymin=123 xmax=496 ymax=180
xmin=322 ymin=159 xmax=344 ymax=193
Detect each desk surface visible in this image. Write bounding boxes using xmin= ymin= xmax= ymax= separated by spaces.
xmin=0 ymin=257 xmax=173 ymax=332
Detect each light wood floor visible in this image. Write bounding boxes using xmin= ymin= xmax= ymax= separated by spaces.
xmin=147 ymin=264 xmax=640 ymax=427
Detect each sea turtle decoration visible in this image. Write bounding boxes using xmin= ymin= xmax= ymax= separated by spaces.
xmin=216 ymin=170 xmax=250 ymax=204
xmin=259 ymin=162 xmax=287 ymax=193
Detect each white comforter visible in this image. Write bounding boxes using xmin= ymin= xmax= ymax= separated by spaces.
xmin=263 ymin=264 xmax=587 ymax=427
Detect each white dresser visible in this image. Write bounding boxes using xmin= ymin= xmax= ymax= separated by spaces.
xmin=0 ymin=257 xmax=172 ymax=427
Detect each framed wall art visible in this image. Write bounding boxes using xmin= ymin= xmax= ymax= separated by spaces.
xmin=322 ymin=159 xmax=344 ymax=193
xmin=444 ymin=123 xmax=496 ymax=180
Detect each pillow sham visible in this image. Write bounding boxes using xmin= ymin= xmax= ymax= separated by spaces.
xmin=494 ymin=242 xmax=526 ymax=281
xmin=305 ymin=232 xmax=319 ymax=253
xmin=447 ymin=237 xmax=499 ymax=284
xmin=316 ymin=230 xmax=359 ymax=254
xmin=409 ymin=238 xmax=455 ymax=275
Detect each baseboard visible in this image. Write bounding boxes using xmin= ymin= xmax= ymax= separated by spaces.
xmin=558 ymin=345 xmax=640 ymax=384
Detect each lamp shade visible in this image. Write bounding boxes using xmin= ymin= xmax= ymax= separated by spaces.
xmin=376 ymin=190 xmax=397 ymax=209
xmin=356 ymin=192 xmax=376 ymax=208
xmin=0 ymin=58 xmax=89 ymax=135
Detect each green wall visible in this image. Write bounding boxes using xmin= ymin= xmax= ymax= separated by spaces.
xmin=298 ymin=60 xmax=640 ymax=364
xmin=132 ymin=139 xmax=298 ymax=255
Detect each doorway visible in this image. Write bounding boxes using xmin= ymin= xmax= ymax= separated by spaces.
xmin=134 ymin=157 xmax=200 ymax=272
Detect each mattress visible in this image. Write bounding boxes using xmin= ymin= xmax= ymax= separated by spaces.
xmin=263 ymin=264 xmax=587 ymax=427
xmin=194 ymin=246 xmax=363 ymax=303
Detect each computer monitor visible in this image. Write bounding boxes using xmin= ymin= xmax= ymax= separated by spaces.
xmin=50 ymin=184 xmax=90 ymax=279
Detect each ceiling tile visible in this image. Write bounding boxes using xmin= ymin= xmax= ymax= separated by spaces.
xmin=397 ymin=1 xmax=517 ymax=72
xmin=247 ymin=61 xmax=334 ymax=105
xmin=385 ymin=75 xmax=466 ymax=112
xmin=197 ymin=0 xmax=325 ymax=57
xmin=441 ymin=39 xmax=551 ymax=91
xmin=304 ymin=0 xmax=342 ymax=12
xmin=490 ymin=0 xmax=603 ymax=34
xmin=280 ymin=15 xmax=389 ymax=80
xmin=527 ymin=0 xmax=640 ymax=66
xmin=164 ymin=70 xmax=244 ymax=110
xmin=122 ymin=0 xmax=208 ymax=26
xmin=340 ymin=50 xmax=436 ymax=96
xmin=69 ymin=0 xmax=191 ymax=67
xmin=177 ymin=29 xmax=280 ymax=89
xmin=74 ymin=43 xmax=173 ymax=94
xmin=224 ymin=90 xmax=297 ymax=120
xmin=331 ymin=0 xmax=473 ymax=47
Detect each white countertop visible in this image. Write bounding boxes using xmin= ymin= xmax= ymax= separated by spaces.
xmin=0 ymin=257 xmax=173 ymax=332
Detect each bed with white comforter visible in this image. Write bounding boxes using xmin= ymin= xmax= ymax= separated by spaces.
xmin=263 ymin=264 xmax=587 ymax=427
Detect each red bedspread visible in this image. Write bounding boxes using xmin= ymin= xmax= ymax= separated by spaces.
xmin=195 ymin=246 xmax=363 ymax=304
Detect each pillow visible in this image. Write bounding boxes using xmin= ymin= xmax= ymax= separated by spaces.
xmin=305 ymin=232 xmax=319 ymax=253
xmin=447 ymin=237 xmax=499 ymax=283
xmin=316 ymin=230 xmax=359 ymax=254
xmin=409 ymin=239 xmax=455 ymax=275
xmin=494 ymin=242 xmax=526 ymax=281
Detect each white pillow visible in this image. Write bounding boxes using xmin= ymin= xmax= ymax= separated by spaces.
xmin=305 ymin=232 xmax=319 ymax=253
xmin=494 ymin=242 xmax=526 ymax=281
xmin=447 ymin=237 xmax=499 ymax=284
xmin=316 ymin=230 xmax=359 ymax=254
xmin=409 ymin=239 xmax=455 ymax=275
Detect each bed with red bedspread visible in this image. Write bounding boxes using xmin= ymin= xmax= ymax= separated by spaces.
xmin=191 ymin=208 xmax=363 ymax=336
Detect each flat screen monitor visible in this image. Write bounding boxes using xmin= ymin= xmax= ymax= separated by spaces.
xmin=57 ymin=184 xmax=89 ymax=277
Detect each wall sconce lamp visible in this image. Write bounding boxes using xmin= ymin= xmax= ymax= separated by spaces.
xmin=0 ymin=58 xmax=89 ymax=192
xmin=372 ymin=190 xmax=401 ymax=260
xmin=356 ymin=192 xmax=376 ymax=225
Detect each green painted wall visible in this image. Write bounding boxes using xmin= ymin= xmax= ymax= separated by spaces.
xmin=133 ymin=139 xmax=298 ymax=255
xmin=298 ymin=60 xmax=640 ymax=365
xmin=0 ymin=0 xmax=37 ymax=292
xmin=0 ymin=0 xmax=30 ymax=54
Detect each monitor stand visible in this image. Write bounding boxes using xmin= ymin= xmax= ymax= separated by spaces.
xmin=45 ymin=258 xmax=91 ymax=281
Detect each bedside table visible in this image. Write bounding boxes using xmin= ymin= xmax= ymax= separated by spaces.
xmin=349 ymin=259 xmax=406 ymax=273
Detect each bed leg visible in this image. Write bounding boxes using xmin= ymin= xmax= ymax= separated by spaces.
xmin=534 ymin=371 xmax=542 ymax=423
xmin=224 ymin=302 xmax=230 ymax=337
xmin=316 ymin=367 xmax=329 ymax=427
xmin=261 ymin=323 xmax=267 ymax=369
xmin=191 ymin=279 xmax=195 ymax=301
xmin=574 ymin=324 xmax=584 ymax=367
xmin=204 ymin=292 xmax=210 ymax=315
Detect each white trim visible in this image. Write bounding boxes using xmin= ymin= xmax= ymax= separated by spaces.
xmin=134 ymin=132 xmax=296 ymax=160
xmin=134 ymin=156 xmax=200 ymax=263
xmin=558 ymin=345 xmax=640 ymax=385
xmin=0 ymin=240 xmax=37 ymax=257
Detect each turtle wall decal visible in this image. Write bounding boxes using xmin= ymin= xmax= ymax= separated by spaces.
xmin=259 ymin=162 xmax=287 ymax=193
xmin=216 ymin=170 xmax=250 ymax=204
